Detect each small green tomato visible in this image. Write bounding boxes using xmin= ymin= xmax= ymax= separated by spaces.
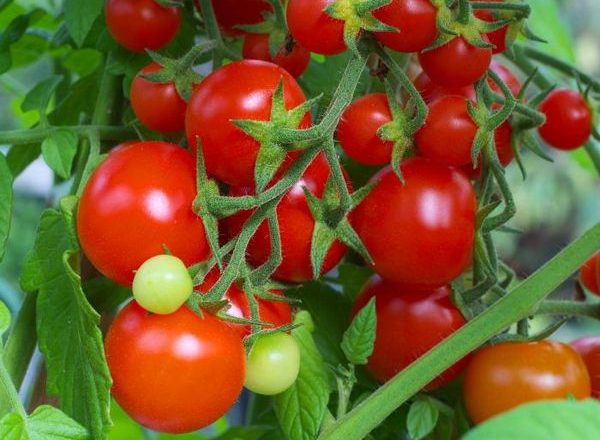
xmin=244 ymin=332 xmax=301 ymax=395
xmin=132 ymin=255 xmax=193 ymax=314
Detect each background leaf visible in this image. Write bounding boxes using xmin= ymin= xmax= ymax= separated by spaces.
xmin=63 ymin=0 xmax=103 ymax=47
xmin=41 ymin=129 xmax=78 ymax=178
xmin=0 ymin=299 xmax=10 ymax=338
xmin=0 ymin=153 xmax=13 ymax=262
xmin=0 ymin=405 xmax=88 ymax=440
xmin=406 ymin=398 xmax=440 ymax=440
xmin=341 ymin=297 xmax=376 ymax=365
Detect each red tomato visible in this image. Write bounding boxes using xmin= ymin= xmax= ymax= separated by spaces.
xmin=352 ymin=158 xmax=476 ymax=287
xmin=287 ymin=0 xmax=346 ymax=55
xmin=195 ymin=0 xmax=273 ymax=36
xmin=571 ymin=336 xmax=600 ymax=398
xmin=198 ymin=270 xmax=292 ymax=336
xmin=242 ymin=33 xmax=311 ymax=78
xmin=225 ymin=154 xmax=347 ymax=282
xmin=337 ymin=93 xmax=394 ymax=165
xmin=538 ymin=88 xmax=592 ymax=151
xmin=186 ymin=60 xmax=310 ymax=187
xmin=352 ymin=276 xmax=469 ymax=389
xmin=372 ymin=0 xmax=438 ymax=53
xmin=463 ymin=340 xmax=591 ymax=424
xmin=105 ymin=0 xmax=180 ymax=52
xmin=130 ymin=63 xmax=187 ymax=133
xmin=106 ymin=301 xmax=245 ymax=433
xmin=418 ymin=36 xmax=492 ymax=87
xmin=77 ymin=142 xmax=210 ymax=286
xmin=580 ymin=252 xmax=600 ymax=296
xmin=472 ymin=0 xmax=508 ymax=54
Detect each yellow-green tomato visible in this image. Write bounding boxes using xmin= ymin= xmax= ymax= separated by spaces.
xmin=245 ymin=333 xmax=300 ymax=395
xmin=132 ymin=255 xmax=193 ymax=314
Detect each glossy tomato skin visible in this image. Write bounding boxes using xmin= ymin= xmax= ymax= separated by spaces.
xmin=472 ymin=0 xmax=508 ymax=54
xmin=105 ymin=0 xmax=180 ymax=52
xmin=195 ymin=0 xmax=273 ymax=36
xmin=352 ymin=277 xmax=469 ymax=389
xmin=418 ymin=36 xmax=492 ymax=87
xmin=242 ymin=33 xmax=311 ymax=78
xmin=463 ymin=340 xmax=591 ymax=424
xmin=130 ymin=63 xmax=187 ymax=133
xmin=352 ymin=158 xmax=476 ymax=287
xmin=77 ymin=142 xmax=210 ymax=286
xmin=186 ymin=60 xmax=310 ymax=187
xmin=571 ymin=336 xmax=600 ymax=398
xmin=373 ymin=0 xmax=438 ymax=53
xmin=538 ymin=89 xmax=592 ymax=151
xmin=337 ymin=93 xmax=394 ymax=165
xmin=580 ymin=252 xmax=600 ymax=296
xmin=287 ymin=0 xmax=346 ymax=55
xmin=225 ymin=154 xmax=347 ymax=282
xmin=106 ymin=301 xmax=245 ymax=433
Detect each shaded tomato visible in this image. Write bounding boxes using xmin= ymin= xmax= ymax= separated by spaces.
xmin=195 ymin=0 xmax=273 ymax=36
xmin=460 ymin=120 xmax=515 ymax=179
xmin=106 ymin=301 xmax=245 ymax=433
xmin=77 ymin=142 xmax=210 ymax=286
xmin=287 ymin=0 xmax=346 ymax=55
xmin=186 ymin=60 xmax=310 ymax=186
xmin=571 ymin=336 xmax=600 ymax=398
xmin=242 ymin=33 xmax=311 ymax=78
xmin=105 ymin=0 xmax=180 ymax=52
xmin=472 ymin=0 xmax=508 ymax=54
xmin=352 ymin=276 xmax=469 ymax=389
xmin=580 ymin=251 xmax=600 ymax=296
xmin=352 ymin=158 xmax=476 ymax=287
xmin=463 ymin=340 xmax=591 ymax=424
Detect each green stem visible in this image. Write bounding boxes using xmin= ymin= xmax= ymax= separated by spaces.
xmin=536 ymin=300 xmax=600 ymax=319
xmin=0 ymin=348 xmax=26 ymax=419
xmin=584 ymin=142 xmax=600 ymax=177
xmin=198 ymin=0 xmax=239 ymax=62
xmin=0 ymin=125 xmax=133 ymax=146
xmin=267 ymin=0 xmax=287 ymax=29
xmin=319 ymin=221 xmax=600 ymax=440
xmin=470 ymin=2 xmax=530 ymax=14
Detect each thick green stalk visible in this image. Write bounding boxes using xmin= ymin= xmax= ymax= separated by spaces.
xmin=2 ymin=292 xmax=36 ymax=389
xmin=0 ymin=348 xmax=27 ymax=419
xmin=537 ymin=300 xmax=600 ymax=319
xmin=0 ymin=126 xmax=133 ymax=146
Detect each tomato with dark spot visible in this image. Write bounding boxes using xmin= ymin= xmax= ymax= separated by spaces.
xmin=580 ymin=251 xmax=600 ymax=296
xmin=287 ymin=0 xmax=346 ymax=55
xmin=243 ymin=34 xmax=311 ymax=78
xmin=571 ymin=336 xmax=600 ymax=398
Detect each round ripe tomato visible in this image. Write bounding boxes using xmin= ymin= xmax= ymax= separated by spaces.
xmin=580 ymin=252 xmax=600 ymax=296
xmin=538 ymin=89 xmax=592 ymax=151
xmin=242 ymin=34 xmax=311 ymax=78
xmin=77 ymin=142 xmax=210 ymax=286
xmin=225 ymin=154 xmax=348 ymax=282
xmin=186 ymin=60 xmax=310 ymax=187
xmin=372 ymin=0 xmax=438 ymax=53
xmin=463 ymin=340 xmax=591 ymax=424
xmin=472 ymin=0 xmax=508 ymax=54
xmin=337 ymin=93 xmax=394 ymax=165
xmin=352 ymin=276 xmax=469 ymax=389
xmin=571 ymin=336 xmax=600 ymax=398
xmin=198 ymin=270 xmax=292 ymax=336
xmin=195 ymin=0 xmax=273 ymax=36
xmin=106 ymin=301 xmax=245 ymax=433
xmin=287 ymin=0 xmax=346 ymax=55
xmin=130 ymin=63 xmax=187 ymax=133
xmin=352 ymin=158 xmax=476 ymax=287
xmin=418 ymin=36 xmax=492 ymax=87
xmin=105 ymin=0 xmax=180 ymax=52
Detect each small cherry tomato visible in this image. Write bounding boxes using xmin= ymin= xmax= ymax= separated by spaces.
xmin=105 ymin=0 xmax=180 ymax=52
xmin=287 ymin=0 xmax=346 ymax=55
xmin=245 ymin=332 xmax=301 ymax=395
xmin=242 ymin=34 xmax=311 ymax=78
xmin=463 ymin=340 xmax=591 ymax=424
xmin=571 ymin=336 xmax=600 ymax=398
xmin=580 ymin=252 xmax=600 ymax=296
xmin=472 ymin=0 xmax=508 ymax=54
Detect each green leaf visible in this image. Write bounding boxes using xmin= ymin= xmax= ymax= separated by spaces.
xmin=407 ymin=398 xmax=440 ymax=440
xmin=6 ymin=145 xmax=41 ymax=178
xmin=0 ymin=405 xmax=88 ymax=440
xmin=41 ymin=129 xmax=78 ymax=178
xmin=0 ymin=300 xmax=10 ymax=339
xmin=62 ymin=48 xmax=103 ymax=77
xmin=0 ymin=12 xmax=32 ymax=74
xmin=274 ymin=311 xmax=330 ymax=440
xmin=22 ymin=208 xmax=111 ymax=439
xmin=341 ymin=297 xmax=376 ymax=365
xmin=63 ymin=0 xmax=103 ymax=47
xmin=0 ymin=153 xmax=13 ymax=262
xmin=464 ymin=400 xmax=600 ymax=440
xmin=21 ymin=75 xmax=62 ymax=115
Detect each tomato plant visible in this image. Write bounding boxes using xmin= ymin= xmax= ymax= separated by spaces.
xmin=243 ymin=33 xmax=311 ymax=78
xmin=287 ymin=0 xmax=346 ymax=55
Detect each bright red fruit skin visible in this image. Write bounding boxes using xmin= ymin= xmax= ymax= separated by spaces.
xmin=373 ymin=0 xmax=438 ymax=53
xmin=77 ymin=142 xmax=210 ymax=286
xmin=225 ymin=154 xmax=347 ymax=282
xmin=418 ymin=36 xmax=492 ymax=87
xmin=105 ymin=0 xmax=180 ymax=52
xmin=580 ymin=252 xmax=600 ymax=296
xmin=287 ymin=0 xmax=346 ymax=55
xmin=130 ymin=63 xmax=187 ymax=133
xmin=538 ymin=89 xmax=592 ymax=151
xmin=106 ymin=301 xmax=245 ymax=433
xmin=337 ymin=93 xmax=394 ymax=165
xmin=352 ymin=277 xmax=469 ymax=389
xmin=242 ymin=33 xmax=311 ymax=78
xmin=186 ymin=60 xmax=310 ymax=186
xmin=352 ymin=158 xmax=476 ymax=287
xmin=473 ymin=0 xmax=508 ymax=54
xmin=571 ymin=336 xmax=600 ymax=398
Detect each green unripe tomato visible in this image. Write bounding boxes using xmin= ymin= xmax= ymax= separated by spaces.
xmin=132 ymin=255 xmax=193 ymax=314
xmin=244 ymin=332 xmax=300 ymax=395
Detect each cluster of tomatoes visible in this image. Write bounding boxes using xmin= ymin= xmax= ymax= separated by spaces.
xmin=92 ymin=0 xmax=599 ymax=434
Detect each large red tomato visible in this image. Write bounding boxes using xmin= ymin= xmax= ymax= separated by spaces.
xmin=242 ymin=33 xmax=311 ymax=78
xmin=580 ymin=251 xmax=600 ymax=296
xmin=352 ymin=276 xmax=469 ymax=389
xmin=287 ymin=0 xmax=346 ymax=55
xmin=195 ymin=0 xmax=273 ymax=36
xmin=77 ymin=142 xmax=210 ymax=286
xmin=106 ymin=301 xmax=245 ymax=433
xmin=225 ymin=154 xmax=347 ymax=282
xmin=352 ymin=158 xmax=476 ymax=287
xmin=186 ymin=60 xmax=310 ymax=187
xmin=463 ymin=340 xmax=591 ymax=424
xmin=571 ymin=336 xmax=600 ymax=398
